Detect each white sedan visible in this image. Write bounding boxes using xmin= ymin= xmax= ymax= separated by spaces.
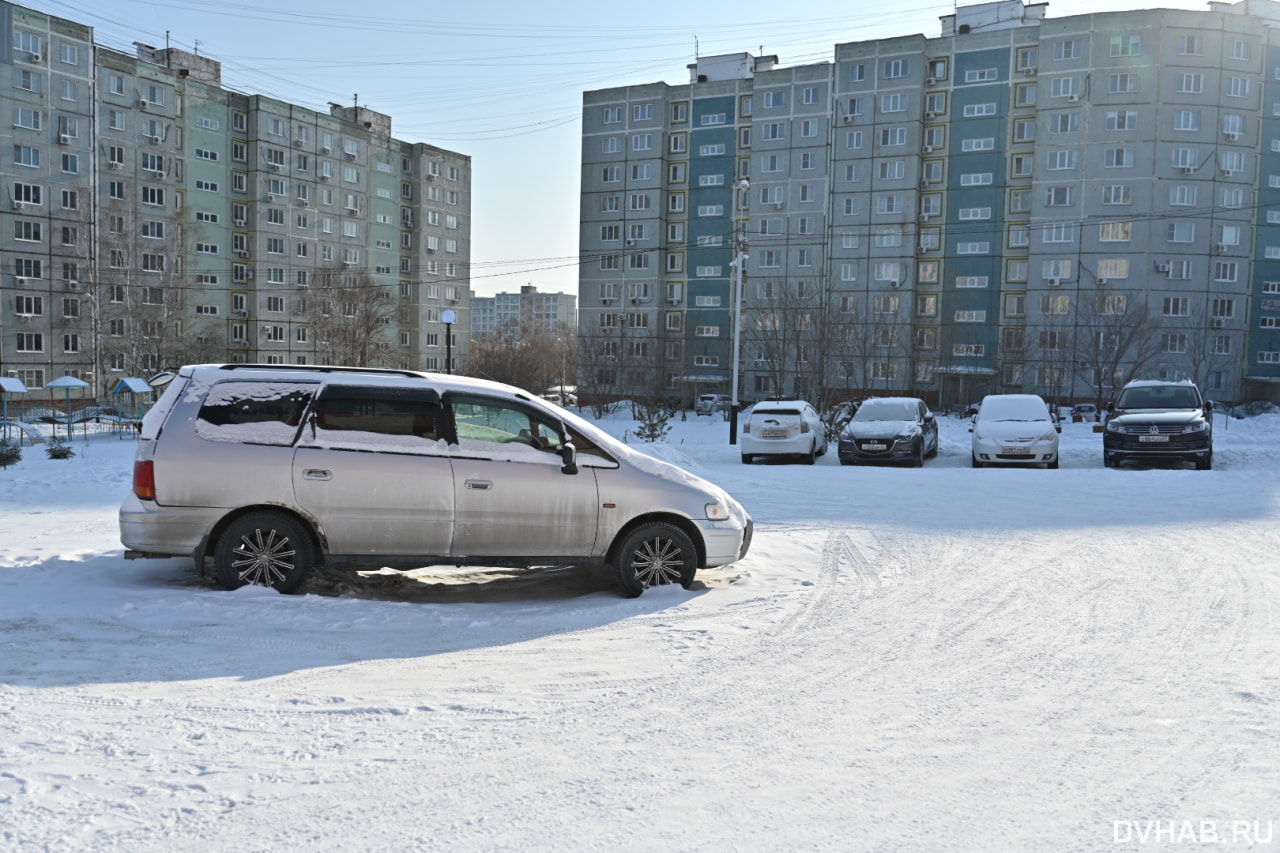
xmin=741 ymin=400 xmax=826 ymax=465
xmin=970 ymin=394 xmax=1061 ymax=469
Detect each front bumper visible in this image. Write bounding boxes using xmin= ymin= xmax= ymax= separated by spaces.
xmin=696 ymin=515 xmax=753 ymax=567
xmin=838 ymin=437 xmax=917 ymax=464
xmin=973 ymin=438 xmax=1058 ymax=465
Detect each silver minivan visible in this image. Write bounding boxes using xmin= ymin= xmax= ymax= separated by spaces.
xmin=120 ymin=364 xmax=753 ymax=597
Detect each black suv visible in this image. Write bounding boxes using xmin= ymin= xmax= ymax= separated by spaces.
xmin=1103 ymin=380 xmax=1213 ymax=470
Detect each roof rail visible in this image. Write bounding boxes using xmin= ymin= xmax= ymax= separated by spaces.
xmin=216 ymin=363 xmax=424 ymax=380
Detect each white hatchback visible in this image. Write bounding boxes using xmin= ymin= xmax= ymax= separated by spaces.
xmin=741 ymin=400 xmax=826 ymax=464
xmin=970 ymin=394 xmax=1061 ymax=469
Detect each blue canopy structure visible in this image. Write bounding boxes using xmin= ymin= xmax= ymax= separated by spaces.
xmin=0 ymin=377 xmax=29 ymax=443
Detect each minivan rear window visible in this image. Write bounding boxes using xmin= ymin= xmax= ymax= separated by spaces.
xmin=195 ymin=381 xmax=317 ymax=445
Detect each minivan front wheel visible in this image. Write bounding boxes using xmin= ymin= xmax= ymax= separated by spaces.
xmin=214 ymin=512 xmax=313 ymax=594
xmin=612 ymin=522 xmax=697 ymax=598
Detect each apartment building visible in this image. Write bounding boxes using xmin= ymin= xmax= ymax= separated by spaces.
xmin=579 ymin=0 xmax=1280 ymax=407
xmin=2 ymin=1 xmax=471 ymax=394
xmin=471 ymin=285 xmax=577 ymax=338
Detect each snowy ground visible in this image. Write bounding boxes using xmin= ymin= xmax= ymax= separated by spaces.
xmin=1 ymin=410 xmax=1278 ymax=852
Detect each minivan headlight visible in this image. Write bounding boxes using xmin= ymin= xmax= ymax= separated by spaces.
xmin=705 ymin=502 xmax=730 ymax=521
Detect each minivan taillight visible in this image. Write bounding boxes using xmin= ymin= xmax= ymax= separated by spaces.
xmin=133 ymin=460 xmax=156 ymax=501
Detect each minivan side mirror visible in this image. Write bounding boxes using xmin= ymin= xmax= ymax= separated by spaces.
xmin=559 ymin=442 xmax=578 ymax=475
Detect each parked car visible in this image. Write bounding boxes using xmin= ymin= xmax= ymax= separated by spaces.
xmin=696 ymin=394 xmax=730 ymax=416
xmin=740 ymin=400 xmax=826 ymax=464
xmin=1072 ymin=403 xmax=1100 ymax=421
xmin=970 ymin=394 xmax=1060 ymax=469
xmin=120 ymin=364 xmax=753 ymax=598
xmin=837 ymin=397 xmax=938 ymax=467
xmin=1103 ymin=379 xmax=1213 ymax=470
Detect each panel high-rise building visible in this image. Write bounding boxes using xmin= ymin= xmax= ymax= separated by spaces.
xmin=579 ymin=0 xmax=1280 ymax=407
xmin=2 ymin=1 xmax=471 ymax=394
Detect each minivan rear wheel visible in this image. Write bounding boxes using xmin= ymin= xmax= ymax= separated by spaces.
xmin=612 ymin=522 xmax=696 ymax=598
xmin=214 ymin=512 xmax=313 ymax=594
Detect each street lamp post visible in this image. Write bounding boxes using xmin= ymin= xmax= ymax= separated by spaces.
xmin=442 ymin=308 xmax=456 ymax=374
xmin=729 ymin=179 xmax=750 ymax=445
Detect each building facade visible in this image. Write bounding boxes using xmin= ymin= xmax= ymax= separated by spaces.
xmin=471 ymin=285 xmax=577 ymax=338
xmin=579 ymin=0 xmax=1280 ymax=407
xmin=2 ymin=1 xmax=471 ymax=395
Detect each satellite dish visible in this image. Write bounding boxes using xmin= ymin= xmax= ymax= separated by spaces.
xmin=442 ymin=309 xmax=457 ymax=324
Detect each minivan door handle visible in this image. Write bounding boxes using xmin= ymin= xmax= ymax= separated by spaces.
xmin=303 ymin=469 xmax=332 ymax=481
xmin=464 ymin=479 xmax=493 ymax=491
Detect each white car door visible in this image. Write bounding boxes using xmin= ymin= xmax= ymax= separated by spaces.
xmin=292 ymin=384 xmax=454 ymax=557
xmin=447 ymin=393 xmax=599 ymax=559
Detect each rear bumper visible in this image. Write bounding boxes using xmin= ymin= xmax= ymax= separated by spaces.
xmin=119 ymin=493 xmax=219 ymax=559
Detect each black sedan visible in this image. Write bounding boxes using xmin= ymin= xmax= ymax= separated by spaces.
xmin=838 ymin=397 xmax=939 ymax=467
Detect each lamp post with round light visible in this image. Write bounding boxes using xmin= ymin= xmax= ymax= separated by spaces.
xmin=442 ymin=309 xmax=456 ymax=374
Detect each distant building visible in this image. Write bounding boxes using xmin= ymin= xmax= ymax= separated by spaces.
xmin=471 ymin=285 xmax=577 ymax=338
xmin=579 ymin=0 xmax=1280 ymax=406
xmin=1 ymin=1 xmax=472 ymax=394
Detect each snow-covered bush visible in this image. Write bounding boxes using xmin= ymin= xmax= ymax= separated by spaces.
xmin=45 ymin=435 xmax=75 ymax=460
xmin=0 ymin=439 xmax=20 ymax=469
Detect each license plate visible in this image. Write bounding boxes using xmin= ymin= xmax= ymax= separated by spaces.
xmin=761 ymin=429 xmax=788 ymax=439
xmin=1139 ymin=434 xmax=1169 ymax=443
xmin=862 ymin=442 xmax=887 ymax=451
xmin=1001 ymin=446 xmax=1030 ymax=455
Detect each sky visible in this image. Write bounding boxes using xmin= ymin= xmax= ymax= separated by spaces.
xmin=29 ymin=0 xmax=1217 ymax=296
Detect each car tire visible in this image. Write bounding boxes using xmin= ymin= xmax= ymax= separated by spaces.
xmin=926 ymin=435 xmax=939 ymax=459
xmin=1048 ymin=457 xmax=1059 ymax=470
xmin=1104 ymin=454 xmax=1118 ymax=469
xmin=214 ymin=512 xmax=313 ymax=594
xmin=913 ymin=441 xmax=925 ymax=467
xmin=741 ymin=453 xmax=753 ymax=465
xmin=612 ymin=522 xmax=697 ymax=598
xmin=805 ymin=443 xmax=817 ymax=465
xmin=971 ymin=453 xmax=982 ymax=469
xmin=1196 ymin=453 xmax=1213 ymax=471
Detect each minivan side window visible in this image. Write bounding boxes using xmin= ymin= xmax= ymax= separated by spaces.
xmin=304 ymin=385 xmax=444 ymax=454
xmin=195 ymin=381 xmax=317 ymax=446
xmin=449 ymin=395 xmax=564 ymax=459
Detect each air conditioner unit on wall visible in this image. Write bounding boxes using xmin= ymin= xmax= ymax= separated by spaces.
xmin=1213 ymin=318 xmax=1226 ymax=328
xmin=1097 ymin=277 xmax=1108 ymax=285
xmin=1066 ymin=94 xmax=1080 ymax=102
xmin=1047 ymin=277 xmax=1061 ymax=287
xmin=1157 ymin=262 xmax=1171 ymax=273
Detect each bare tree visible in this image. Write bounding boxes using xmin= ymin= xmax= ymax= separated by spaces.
xmin=96 ymin=197 xmax=205 ymax=377
xmin=469 ymin=319 xmax=577 ymax=398
xmin=1026 ymin=290 xmax=1076 ymax=405
xmin=305 ymin=264 xmax=397 ymax=367
xmin=1074 ymin=291 xmax=1163 ymax=406
xmin=1173 ymin=300 xmax=1232 ymax=400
